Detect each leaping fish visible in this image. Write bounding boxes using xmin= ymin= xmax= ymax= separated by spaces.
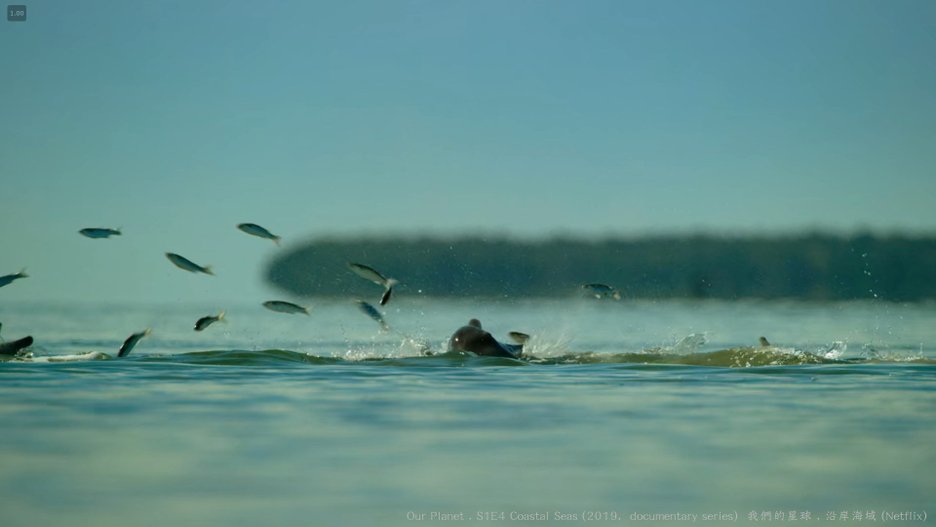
xmin=194 ymin=311 xmax=225 ymax=331
xmin=165 ymin=253 xmax=214 ymax=275
xmin=0 ymin=269 xmax=28 ymax=289
xmin=236 ymin=223 xmax=281 ymax=245
xmin=355 ymin=300 xmax=389 ymax=331
xmin=79 ymin=227 xmax=121 ymax=239
xmin=347 ymin=262 xmax=396 ymax=288
xmin=508 ymin=331 xmax=531 ymax=345
xmin=581 ymin=283 xmax=621 ymax=300
xmin=262 ymin=300 xmax=310 ymax=315
xmin=118 ymin=329 xmax=150 ymax=358
xmin=348 ymin=262 xmax=398 ymax=306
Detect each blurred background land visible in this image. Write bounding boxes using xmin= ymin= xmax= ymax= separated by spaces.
xmin=266 ymin=232 xmax=936 ymax=301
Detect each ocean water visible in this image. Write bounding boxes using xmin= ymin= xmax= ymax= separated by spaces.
xmin=0 ymin=298 xmax=933 ymax=526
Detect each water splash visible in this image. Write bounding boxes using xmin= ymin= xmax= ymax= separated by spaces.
xmin=643 ymin=332 xmax=708 ymax=355
xmin=673 ymin=333 xmax=707 ymax=354
xmin=517 ymin=332 xmax=572 ymax=358
xmin=819 ymin=340 xmax=848 ymax=360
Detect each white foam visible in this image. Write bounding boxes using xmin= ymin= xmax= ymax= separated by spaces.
xmin=19 ymin=351 xmax=112 ymax=363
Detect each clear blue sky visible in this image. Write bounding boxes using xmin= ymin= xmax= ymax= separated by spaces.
xmin=1 ymin=0 xmax=934 ymax=303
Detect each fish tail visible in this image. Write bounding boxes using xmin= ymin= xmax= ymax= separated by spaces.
xmin=273 ymin=236 xmax=281 ymax=246
xmin=203 ymin=266 xmax=215 ymax=276
xmin=218 ymin=310 xmax=226 ymax=322
xmin=19 ymin=268 xmax=28 ymax=278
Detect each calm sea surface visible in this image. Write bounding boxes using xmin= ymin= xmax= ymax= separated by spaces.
xmin=1 ymin=299 xmax=933 ymax=526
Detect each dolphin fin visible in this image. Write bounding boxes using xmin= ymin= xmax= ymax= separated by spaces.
xmin=0 ymin=335 xmax=33 ymax=356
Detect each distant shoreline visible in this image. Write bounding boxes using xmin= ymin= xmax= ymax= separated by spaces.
xmin=265 ymin=233 xmax=936 ymax=302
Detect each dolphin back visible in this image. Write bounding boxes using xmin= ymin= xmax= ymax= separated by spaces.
xmin=448 ymin=321 xmax=523 ymax=359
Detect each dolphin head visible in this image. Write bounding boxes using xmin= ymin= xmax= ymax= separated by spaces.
xmin=448 ymin=319 xmax=522 ymax=358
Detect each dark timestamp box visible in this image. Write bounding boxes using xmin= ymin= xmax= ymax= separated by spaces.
xmin=8 ymin=4 xmax=26 ymax=21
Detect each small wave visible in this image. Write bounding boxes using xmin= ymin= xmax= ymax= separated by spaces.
xmin=150 ymin=349 xmax=343 ymax=366
xmin=169 ymin=347 xmax=934 ymax=368
xmin=162 ymin=349 xmax=527 ymax=368
xmin=5 ymin=346 xmax=934 ymax=368
xmin=523 ymin=347 xmax=830 ymax=367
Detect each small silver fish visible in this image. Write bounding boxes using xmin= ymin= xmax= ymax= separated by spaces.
xmin=237 ymin=223 xmax=281 ymax=245
xmin=118 ymin=329 xmax=150 ymax=358
xmin=348 ymin=262 xmax=398 ymax=305
xmin=79 ymin=227 xmax=121 ymax=239
xmin=194 ymin=311 xmax=225 ymax=331
xmin=0 ymin=269 xmax=28 ymax=289
xmin=355 ymin=300 xmax=389 ymax=331
xmin=508 ymin=331 xmax=530 ymax=345
xmin=262 ymin=300 xmax=310 ymax=315
xmin=581 ymin=283 xmax=621 ymax=300
xmin=348 ymin=262 xmax=397 ymax=289
xmin=165 ymin=253 xmax=214 ymax=275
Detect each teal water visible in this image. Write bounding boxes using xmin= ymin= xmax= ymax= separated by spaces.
xmin=1 ymin=299 xmax=933 ymax=526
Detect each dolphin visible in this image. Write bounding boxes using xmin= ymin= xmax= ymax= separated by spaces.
xmin=0 ymin=336 xmax=33 ymax=356
xmin=447 ymin=319 xmax=523 ymax=358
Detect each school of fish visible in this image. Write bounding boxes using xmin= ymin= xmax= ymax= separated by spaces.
xmin=2 ymin=222 xmax=625 ymax=359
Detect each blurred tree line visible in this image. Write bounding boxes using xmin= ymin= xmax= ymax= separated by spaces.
xmin=265 ymin=233 xmax=936 ymax=301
